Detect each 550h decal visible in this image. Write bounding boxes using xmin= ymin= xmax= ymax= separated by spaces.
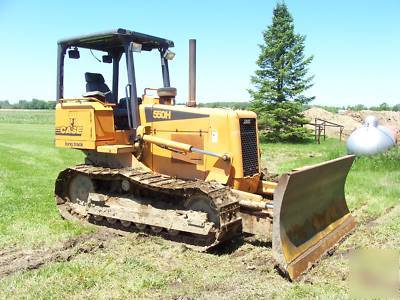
xmin=145 ymin=107 xmax=209 ymax=122
xmin=153 ymin=110 xmax=172 ymax=120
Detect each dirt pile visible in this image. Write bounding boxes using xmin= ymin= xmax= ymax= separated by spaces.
xmin=345 ymin=110 xmax=400 ymax=128
xmin=303 ymin=107 xmax=400 ymax=140
xmin=303 ymin=107 xmax=361 ymax=138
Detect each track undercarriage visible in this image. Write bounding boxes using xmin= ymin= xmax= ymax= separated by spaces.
xmin=55 ymin=164 xmax=242 ymax=251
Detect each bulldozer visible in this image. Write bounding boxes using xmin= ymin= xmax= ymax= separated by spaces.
xmin=54 ymin=28 xmax=356 ymax=280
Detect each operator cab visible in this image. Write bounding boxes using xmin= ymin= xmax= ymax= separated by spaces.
xmin=57 ymin=28 xmax=176 ymax=130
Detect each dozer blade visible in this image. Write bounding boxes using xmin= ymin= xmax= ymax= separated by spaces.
xmin=272 ymin=155 xmax=356 ymax=280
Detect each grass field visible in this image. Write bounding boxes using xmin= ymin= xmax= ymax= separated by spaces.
xmin=0 ymin=110 xmax=399 ymax=299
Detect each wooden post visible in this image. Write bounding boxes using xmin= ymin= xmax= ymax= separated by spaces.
xmin=339 ymin=127 xmax=343 ymax=142
xmin=314 ymin=118 xmax=317 ymax=143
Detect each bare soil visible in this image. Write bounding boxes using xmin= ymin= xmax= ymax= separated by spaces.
xmin=0 ymin=231 xmax=117 ymax=278
xmin=303 ymin=107 xmax=400 ymax=140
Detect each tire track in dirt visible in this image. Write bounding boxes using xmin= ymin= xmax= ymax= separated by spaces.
xmin=365 ymin=204 xmax=398 ymax=227
xmin=0 ymin=230 xmax=118 ymax=278
xmin=333 ymin=204 xmax=399 ymax=259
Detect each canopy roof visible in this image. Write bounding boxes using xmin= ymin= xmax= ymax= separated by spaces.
xmin=58 ymin=28 xmax=174 ymax=52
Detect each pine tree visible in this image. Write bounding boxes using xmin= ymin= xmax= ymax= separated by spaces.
xmin=249 ymin=2 xmax=314 ymax=142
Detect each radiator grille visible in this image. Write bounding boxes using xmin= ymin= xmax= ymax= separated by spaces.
xmin=239 ymin=118 xmax=259 ymax=176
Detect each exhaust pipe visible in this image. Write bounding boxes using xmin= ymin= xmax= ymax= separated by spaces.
xmin=187 ymin=39 xmax=196 ymax=107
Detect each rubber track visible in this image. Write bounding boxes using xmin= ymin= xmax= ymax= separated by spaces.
xmin=55 ymin=164 xmax=242 ymax=251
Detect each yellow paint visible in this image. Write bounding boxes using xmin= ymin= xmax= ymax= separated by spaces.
xmin=138 ymin=104 xmax=261 ymax=186
xmin=142 ymin=94 xmax=159 ymax=105
xmin=97 ymin=145 xmax=135 ymax=154
xmin=257 ymin=180 xmax=277 ymax=195
xmin=55 ymin=98 xmax=262 ymax=191
xmin=55 ymin=98 xmax=124 ymax=150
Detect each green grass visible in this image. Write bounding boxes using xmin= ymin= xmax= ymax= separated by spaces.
xmin=261 ymin=139 xmax=400 ymax=218
xmin=0 ymin=110 xmax=399 ymax=299
xmin=0 ymin=110 xmax=54 ymax=124
xmin=0 ymin=111 xmax=90 ymax=249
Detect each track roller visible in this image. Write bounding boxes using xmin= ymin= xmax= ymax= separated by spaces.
xmin=107 ymin=217 xmax=117 ymax=224
xmin=167 ymin=229 xmax=180 ymax=236
xmin=93 ymin=215 xmax=104 ymax=222
xmin=121 ymin=220 xmax=131 ymax=228
xmin=135 ymin=223 xmax=147 ymax=230
xmin=151 ymin=226 xmax=163 ymax=233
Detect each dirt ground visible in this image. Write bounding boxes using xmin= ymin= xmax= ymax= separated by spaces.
xmin=303 ymin=107 xmax=400 ymax=140
xmin=0 ymin=231 xmax=117 ymax=278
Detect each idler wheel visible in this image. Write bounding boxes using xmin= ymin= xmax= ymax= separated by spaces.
xmin=185 ymin=194 xmax=220 ymax=226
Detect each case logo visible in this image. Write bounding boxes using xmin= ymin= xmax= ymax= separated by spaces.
xmin=55 ymin=118 xmax=83 ymax=136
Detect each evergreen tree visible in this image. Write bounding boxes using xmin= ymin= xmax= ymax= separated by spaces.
xmin=249 ymin=2 xmax=314 ymax=142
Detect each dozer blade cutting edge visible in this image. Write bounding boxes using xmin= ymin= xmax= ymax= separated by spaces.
xmin=272 ymin=155 xmax=356 ymax=280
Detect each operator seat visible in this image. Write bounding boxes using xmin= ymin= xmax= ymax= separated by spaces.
xmin=84 ymin=72 xmax=129 ymax=129
xmin=84 ymin=72 xmax=114 ymax=103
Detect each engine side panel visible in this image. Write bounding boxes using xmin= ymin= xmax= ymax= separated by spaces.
xmin=138 ymin=104 xmax=260 ymax=188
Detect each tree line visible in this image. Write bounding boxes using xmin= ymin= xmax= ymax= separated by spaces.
xmin=346 ymin=103 xmax=400 ymax=112
xmin=0 ymin=99 xmax=56 ymax=110
xmin=200 ymin=102 xmax=400 ymax=113
xmin=1 ymin=99 xmax=398 ymax=112
xmin=198 ymin=102 xmax=249 ymax=110
xmin=304 ymin=102 xmax=400 ymax=113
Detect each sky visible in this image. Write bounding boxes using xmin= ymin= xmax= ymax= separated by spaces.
xmin=0 ymin=0 xmax=399 ymax=107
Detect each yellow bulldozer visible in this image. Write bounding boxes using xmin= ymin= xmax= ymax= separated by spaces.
xmin=54 ymin=29 xmax=356 ymax=280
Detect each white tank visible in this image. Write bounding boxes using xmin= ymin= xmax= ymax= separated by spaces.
xmin=364 ymin=115 xmax=379 ymax=127
xmin=347 ymin=115 xmax=395 ymax=156
xmin=378 ymin=125 xmax=396 ymax=144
